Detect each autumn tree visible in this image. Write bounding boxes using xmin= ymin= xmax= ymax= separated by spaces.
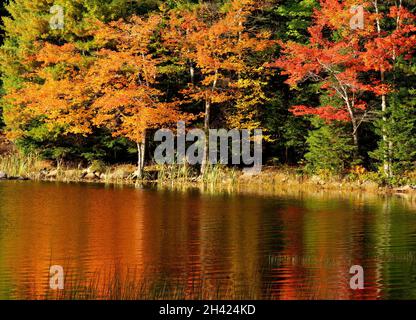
xmin=4 ymin=41 xmax=102 ymax=162
xmin=367 ymin=0 xmax=416 ymax=176
xmin=2 ymin=0 xmax=415 ymax=180
xmin=0 ymin=0 xmax=153 ymax=160
xmin=164 ymin=0 xmax=274 ymax=174
xmin=87 ymin=15 xmax=187 ymax=178
xmin=272 ymin=0 xmax=416 ymax=170
xmin=7 ymin=14 xmax=190 ymax=177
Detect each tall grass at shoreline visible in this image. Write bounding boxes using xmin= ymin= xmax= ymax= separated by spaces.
xmin=1 ymin=151 xmax=415 ymax=193
xmin=201 ymin=164 xmax=238 ymax=185
xmin=156 ymin=163 xmax=197 ymax=183
xmin=155 ymin=164 xmax=238 ymax=186
xmin=0 ymin=153 xmax=41 ymax=177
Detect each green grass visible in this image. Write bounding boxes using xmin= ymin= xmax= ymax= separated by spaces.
xmin=155 ymin=163 xmax=239 ymax=187
xmin=156 ymin=163 xmax=198 ymax=183
xmin=202 ymin=164 xmax=238 ymax=185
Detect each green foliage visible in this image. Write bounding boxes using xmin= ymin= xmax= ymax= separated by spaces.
xmin=273 ymin=0 xmax=318 ymax=41
xmin=304 ymin=119 xmax=358 ymax=175
xmin=14 ymin=127 xmax=135 ymax=164
xmin=263 ymin=96 xmax=309 ymax=164
xmin=370 ymin=92 xmax=416 ymax=176
xmin=89 ymin=159 xmax=106 ymax=173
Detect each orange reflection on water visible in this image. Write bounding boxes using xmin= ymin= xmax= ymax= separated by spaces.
xmin=0 ymin=181 xmax=415 ymax=299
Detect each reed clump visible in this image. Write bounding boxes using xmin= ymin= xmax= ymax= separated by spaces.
xmin=0 ymin=153 xmax=42 ymax=177
xmin=156 ymin=163 xmax=198 ymax=183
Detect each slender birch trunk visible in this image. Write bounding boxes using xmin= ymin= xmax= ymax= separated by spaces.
xmin=136 ymin=132 xmax=146 ymax=179
xmin=373 ymin=0 xmax=392 ymax=177
xmin=346 ymin=99 xmax=360 ymax=151
xmin=200 ymin=99 xmax=211 ymax=175
xmin=200 ymin=70 xmax=218 ymax=175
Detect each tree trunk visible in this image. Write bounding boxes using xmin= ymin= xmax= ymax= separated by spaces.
xmin=137 ymin=142 xmax=143 ymax=179
xmin=381 ymin=87 xmax=392 ymax=176
xmin=345 ymin=99 xmax=360 ymax=152
xmin=351 ymin=117 xmax=360 ymax=160
xmin=190 ymin=65 xmax=194 ymax=84
xmin=352 ymin=126 xmax=359 ymax=150
xmin=200 ymin=99 xmax=210 ymax=175
xmin=136 ymin=133 xmax=146 ymax=179
xmin=285 ymin=147 xmax=289 ymax=164
xmin=200 ymin=69 xmax=218 ymax=176
xmin=374 ymin=0 xmax=392 ymax=177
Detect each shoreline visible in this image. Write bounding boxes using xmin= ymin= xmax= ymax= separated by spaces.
xmin=1 ymin=164 xmax=415 ymax=197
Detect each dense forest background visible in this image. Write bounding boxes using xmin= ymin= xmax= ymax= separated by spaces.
xmin=0 ymin=0 xmax=415 ymax=184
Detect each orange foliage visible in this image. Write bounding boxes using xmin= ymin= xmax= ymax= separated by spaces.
xmin=5 ymin=42 xmax=91 ymax=138
xmin=164 ymin=0 xmax=274 ymax=120
xmin=87 ymin=15 xmax=186 ymax=143
xmin=6 ymin=14 xmax=189 ymax=145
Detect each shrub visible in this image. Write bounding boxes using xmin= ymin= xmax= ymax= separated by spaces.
xmin=304 ymin=119 xmax=358 ymax=176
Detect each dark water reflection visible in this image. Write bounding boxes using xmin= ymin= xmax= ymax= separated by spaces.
xmin=0 ymin=181 xmax=416 ymax=299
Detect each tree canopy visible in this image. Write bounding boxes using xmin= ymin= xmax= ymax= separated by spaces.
xmin=0 ymin=0 xmax=415 ymax=181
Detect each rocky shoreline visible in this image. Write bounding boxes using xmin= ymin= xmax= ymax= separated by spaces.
xmin=0 ymin=171 xmax=29 ymax=181
xmin=1 ymin=167 xmax=416 ymax=195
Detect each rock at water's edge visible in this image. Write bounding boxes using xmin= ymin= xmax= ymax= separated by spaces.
xmin=84 ymin=172 xmax=97 ymax=180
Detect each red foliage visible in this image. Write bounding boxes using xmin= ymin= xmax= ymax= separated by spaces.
xmin=272 ymin=0 xmax=416 ymax=124
xmin=290 ymin=105 xmax=350 ymax=122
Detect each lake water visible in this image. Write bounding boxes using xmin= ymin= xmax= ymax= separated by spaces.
xmin=0 ymin=180 xmax=415 ymax=300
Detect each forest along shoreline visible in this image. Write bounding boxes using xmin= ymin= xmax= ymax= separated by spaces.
xmin=1 ymin=1 xmax=416 ymax=192
xmin=0 ymin=151 xmax=415 ymax=196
